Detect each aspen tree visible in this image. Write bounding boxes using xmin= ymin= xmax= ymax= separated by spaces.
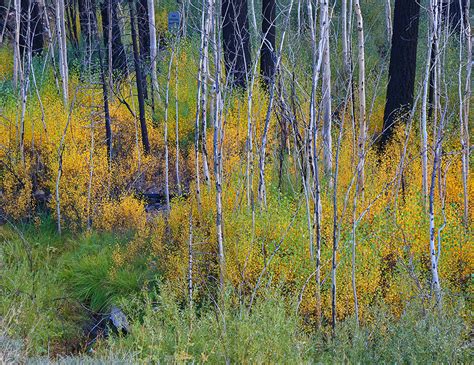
xmin=384 ymin=0 xmax=392 ymax=43
xmin=354 ymin=0 xmax=366 ymax=197
xmin=460 ymin=0 xmax=471 ymax=227
xmin=201 ymin=0 xmax=211 ymax=187
xmin=194 ymin=0 xmax=210 ymax=210
xmin=163 ymin=43 xmax=175 ymax=213
xmin=212 ymin=0 xmax=225 ymax=291
xmin=56 ymin=0 xmax=69 ymax=105
xmin=341 ymin=0 xmax=349 ymax=72
xmin=307 ymin=0 xmax=324 ymax=326
xmin=148 ymin=0 xmax=159 ymax=106
xmin=13 ymin=0 xmax=21 ymax=89
xmin=175 ymin=46 xmax=182 ymax=195
xmin=321 ymin=0 xmax=332 ymax=182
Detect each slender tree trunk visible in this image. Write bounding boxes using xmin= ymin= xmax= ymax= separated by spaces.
xmin=148 ymin=0 xmax=159 ymax=107
xmin=428 ymin=120 xmax=443 ymax=305
xmin=56 ymin=0 xmax=69 ymax=105
xmin=307 ymin=0 xmax=323 ymax=324
xmin=341 ymin=0 xmax=349 ymax=73
xmin=384 ymin=0 xmax=392 ymax=43
xmin=201 ymin=0 xmax=211 ymax=187
xmin=212 ymin=0 xmax=225 ymax=292
xmin=129 ymin=0 xmax=150 ymax=154
xmin=321 ymin=0 xmax=332 ymax=183
xmin=175 ymin=46 xmax=182 ymax=195
xmin=194 ymin=0 xmax=209 ymax=210
xmin=163 ymin=44 xmax=175 ymax=213
xmin=13 ymin=0 xmax=21 ymax=88
xmin=354 ymin=0 xmax=366 ymax=196
xmin=460 ymin=0 xmax=470 ymax=226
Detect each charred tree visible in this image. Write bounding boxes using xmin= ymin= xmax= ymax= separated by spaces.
xmin=137 ymin=0 xmax=150 ymax=59
xmin=380 ymin=0 xmax=420 ymax=149
xmin=129 ymin=0 xmax=150 ymax=154
xmin=260 ymin=0 xmax=275 ymax=88
xmin=222 ymin=0 xmax=251 ymax=89
xmin=100 ymin=0 xmax=127 ymax=74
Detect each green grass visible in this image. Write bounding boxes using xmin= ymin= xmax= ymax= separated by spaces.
xmin=1 ymin=220 xmax=471 ymax=363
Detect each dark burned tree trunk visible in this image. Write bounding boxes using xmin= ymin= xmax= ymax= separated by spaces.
xmin=260 ymin=0 xmax=275 ymax=88
xmin=101 ymin=0 xmax=127 ymax=73
xmin=380 ymin=0 xmax=420 ymax=149
xmin=90 ymin=0 xmax=113 ymax=160
xmin=129 ymin=0 xmax=150 ymax=154
xmin=222 ymin=0 xmax=251 ymax=89
xmin=19 ymin=0 xmax=43 ymax=57
xmin=137 ymin=0 xmax=149 ymax=59
xmin=137 ymin=0 xmax=149 ymax=99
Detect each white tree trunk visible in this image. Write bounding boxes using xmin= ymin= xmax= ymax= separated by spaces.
xmin=354 ymin=0 xmax=366 ymax=197
xmin=56 ymin=0 xmax=68 ymax=105
xmin=460 ymin=0 xmax=471 ymax=226
xmin=163 ymin=46 xmax=174 ymax=213
xmin=148 ymin=0 xmax=160 ymax=103
xmin=194 ymin=0 xmax=208 ymax=210
xmin=384 ymin=0 xmax=392 ymax=44
xmin=13 ymin=0 xmax=21 ymax=88
xmin=321 ymin=0 xmax=332 ymax=183
xmin=211 ymin=0 xmax=225 ymax=292
xmin=341 ymin=0 xmax=349 ymax=72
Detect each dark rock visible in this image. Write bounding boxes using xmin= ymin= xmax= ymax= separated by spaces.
xmin=109 ymin=306 xmax=129 ymax=334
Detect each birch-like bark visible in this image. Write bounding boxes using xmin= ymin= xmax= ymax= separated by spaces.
xmin=321 ymin=0 xmax=332 ymax=183
xmin=420 ymin=9 xmax=433 ymax=210
xmin=163 ymin=45 xmax=174 ymax=213
xmin=13 ymin=0 xmax=21 ymax=88
xmin=384 ymin=0 xmax=392 ymax=43
xmin=460 ymin=0 xmax=471 ymax=226
xmin=56 ymin=0 xmax=69 ymax=105
xmin=148 ymin=0 xmax=160 ymax=104
xmin=341 ymin=0 xmax=349 ymax=72
xmin=175 ymin=48 xmax=182 ymax=195
xmin=307 ymin=0 xmax=324 ymax=326
xmin=354 ymin=0 xmax=366 ymax=197
xmin=428 ymin=118 xmax=443 ymax=305
xmin=194 ymin=0 xmax=209 ymax=210
xmin=201 ymin=1 xmax=211 ymax=187
xmin=19 ymin=1 xmax=32 ymax=164
xmin=211 ymin=0 xmax=225 ymax=291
